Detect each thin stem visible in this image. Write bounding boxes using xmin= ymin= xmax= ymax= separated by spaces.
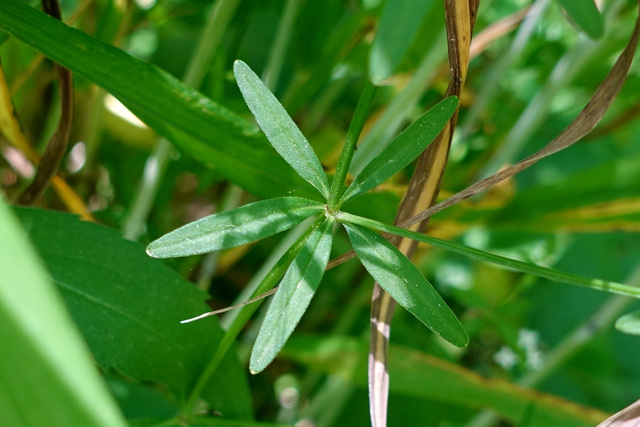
xmin=334 ymin=211 xmax=640 ymax=300
xmin=182 ymin=214 xmax=326 ymax=416
xmin=122 ymin=0 xmax=241 ymax=241
xmin=327 ymin=81 xmax=377 ymax=210
xmin=262 ymin=0 xmax=301 ymax=91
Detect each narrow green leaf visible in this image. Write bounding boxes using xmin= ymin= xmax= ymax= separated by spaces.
xmin=147 ymin=197 xmax=324 ymax=258
xmin=16 ymin=207 xmax=253 ymax=419
xmin=615 ymin=310 xmax=640 ymax=335
xmin=0 ymin=201 xmax=126 ymax=427
xmin=343 ymin=223 xmax=468 ymax=347
xmin=554 ymin=0 xmax=604 ymax=40
xmin=250 ymin=217 xmax=334 ymax=374
xmin=234 ymin=60 xmax=330 ymax=197
xmin=369 ymin=0 xmax=436 ymax=84
xmin=0 ymin=0 xmax=313 ymax=199
xmin=337 ymin=211 xmax=640 ymax=300
xmin=341 ymin=96 xmax=458 ymax=204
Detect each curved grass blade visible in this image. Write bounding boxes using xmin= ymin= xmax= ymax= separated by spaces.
xmin=555 ymin=0 xmax=603 ymax=40
xmin=147 ymin=197 xmax=323 ymax=258
xmin=337 ymin=211 xmax=640 ymax=300
xmin=343 ymin=223 xmax=468 ymax=348
xmin=234 ymin=60 xmax=330 ymax=198
xmin=615 ymin=310 xmax=640 ymax=336
xmin=340 ymin=96 xmax=458 ymax=204
xmin=250 ymin=217 xmax=334 ymax=374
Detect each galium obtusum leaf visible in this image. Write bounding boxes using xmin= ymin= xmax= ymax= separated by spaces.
xmin=343 ymin=223 xmax=468 ymax=347
xmin=340 ymin=96 xmax=459 ymax=204
xmin=146 ymin=197 xmax=324 ymax=258
xmin=250 ymin=217 xmax=334 ymax=374
xmin=234 ymin=60 xmax=331 ymax=198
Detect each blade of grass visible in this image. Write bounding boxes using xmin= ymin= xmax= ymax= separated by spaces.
xmin=555 ymin=0 xmax=604 ymax=39
xmin=146 ymin=197 xmax=323 ymax=258
xmin=343 ymin=223 xmax=468 ymax=348
xmin=337 ymin=211 xmax=640 ymax=300
xmin=250 ymin=217 xmax=334 ymax=373
xmin=340 ymin=96 xmax=459 ymax=204
xmin=234 ymin=60 xmax=330 ymax=198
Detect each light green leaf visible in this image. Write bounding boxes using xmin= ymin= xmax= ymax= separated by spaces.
xmin=369 ymin=0 xmax=436 ymax=84
xmin=234 ymin=60 xmax=331 ymax=198
xmin=337 ymin=211 xmax=640 ymax=300
xmin=0 ymin=200 xmax=126 ymax=427
xmin=250 ymin=218 xmax=334 ymax=374
xmin=0 ymin=0 xmax=313 ymax=199
xmin=341 ymin=96 xmax=458 ymax=204
xmin=147 ymin=197 xmax=324 ymax=258
xmin=16 ymin=207 xmax=253 ymax=419
xmin=554 ymin=0 xmax=604 ymax=40
xmin=343 ymin=223 xmax=468 ymax=347
xmin=615 ymin=310 xmax=640 ymax=335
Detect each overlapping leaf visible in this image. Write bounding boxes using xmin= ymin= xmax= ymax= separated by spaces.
xmin=250 ymin=218 xmax=334 ymax=374
xmin=343 ymin=223 xmax=468 ymax=347
xmin=147 ymin=197 xmax=324 ymax=258
xmin=340 ymin=96 xmax=458 ymax=204
xmin=234 ymin=60 xmax=331 ymax=198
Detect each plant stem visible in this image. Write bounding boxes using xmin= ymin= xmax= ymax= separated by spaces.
xmin=327 ymin=81 xmax=377 ymax=210
xmin=334 ymin=211 xmax=640 ymax=300
xmin=262 ymin=0 xmax=301 ymax=91
xmin=122 ymin=0 xmax=240 ymax=240
xmin=183 ymin=214 xmax=327 ymax=416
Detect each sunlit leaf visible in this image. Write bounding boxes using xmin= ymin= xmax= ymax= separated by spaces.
xmin=147 ymin=197 xmax=324 ymax=258
xmin=250 ymin=218 xmax=334 ymax=374
xmin=234 ymin=60 xmax=331 ymax=198
xmin=343 ymin=223 xmax=468 ymax=347
xmin=615 ymin=310 xmax=640 ymax=335
xmin=341 ymin=96 xmax=458 ymax=204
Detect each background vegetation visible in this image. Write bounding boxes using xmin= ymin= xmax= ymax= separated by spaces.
xmin=1 ymin=0 xmax=639 ymax=426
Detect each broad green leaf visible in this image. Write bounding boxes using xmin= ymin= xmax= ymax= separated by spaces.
xmin=15 ymin=207 xmax=253 ymax=420
xmin=147 ymin=197 xmax=324 ymax=258
xmin=234 ymin=60 xmax=331 ymax=198
xmin=369 ymin=0 xmax=436 ymax=84
xmin=250 ymin=218 xmax=334 ymax=374
xmin=280 ymin=335 xmax=608 ymax=427
xmin=340 ymin=96 xmax=458 ymax=204
xmin=337 ymin=211 xmax=640 ymax=300
xmin=343 ymin=223 xmax=468 ymax=347
xmin=0 ymin=0 xmax=313 ymax=199
xmin=554 ymin=0 xmax=604 ymax=40
xmin=0 ymin=200 xmax=126 ymax=427
xmin=615 ymin=310 xmax=640 ymax=335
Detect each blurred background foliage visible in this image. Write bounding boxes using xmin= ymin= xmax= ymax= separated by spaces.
xmin=1 ymin=0 xmax=640 ymax=425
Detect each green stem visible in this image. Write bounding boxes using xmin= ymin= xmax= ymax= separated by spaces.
xmin=122 ymin=0 xmax=241 ymax=240
xmin=183 ymin=214 xmax=327 ymax=416
xmin=327 ymin=81 xmax=377 ymax=210
xmin=261 ymin=0 xmax=301 ymax=91
xmin=335 ymin=211 xmax=640 ymax=300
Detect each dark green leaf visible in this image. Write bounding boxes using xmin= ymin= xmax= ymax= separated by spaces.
xmin=0 ymin=0 xmax=311 ymax=198
xmin=369 ymin=0 xmax=437 ymax=84
xmin=15 ymin=207 xmax=253 ymax=419
xmin=615 ymin=310 xmax=640 ymax=335
xmin=554 ymin=0 xmax=604 ymax=40
xmin=0 ymin=201 xmax=126 ymax=427
xmin=343 ymin=223 xmax=468 ymax=347
xmin=234 ymin=60 xmax=331 ymax=198
xmin=250 ymin=218 xmax=334 ymax=374
xmin=147 ymin=197 xmax=324 ymax=258
xmin=340 ymin=96 xmax=458 ymax=204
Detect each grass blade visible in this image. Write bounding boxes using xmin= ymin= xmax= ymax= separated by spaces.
xmin=250 ymin=217 xmax=334 ymax=374
xmin=234 ymin=60 xmax=330 ymax=198
xmin=337 ymin=211 xmax=640 ymax=300
xmin=147 ymin=197 xmax=323 ymax=258
xmin=343 ymin=223 xmax=468 ymax=347
xmin=555 ymin=0 xmax=603 ymax=40
xmin=341 ymin=96 xmax=458 ymax=204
